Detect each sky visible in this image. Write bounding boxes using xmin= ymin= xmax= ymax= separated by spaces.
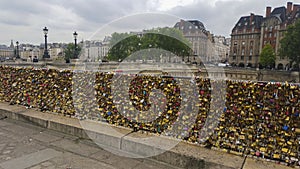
xmin=0 ymin=0 xmax=299 ymax=45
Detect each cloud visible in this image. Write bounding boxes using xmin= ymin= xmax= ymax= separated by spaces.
xmin=0 ymin=0 xmax=298 ymax=44
xmin=166 ymin=0 xmax=300 ymax=36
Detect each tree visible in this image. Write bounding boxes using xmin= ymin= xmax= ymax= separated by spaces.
xmin=107 ymin=27 xmax=192 ymax=62
xmin=64 ymin=43 xmax=82 ymax=63
xmin=259 ymin=44 xmax=275 ymax=68
xmin=280 ymin=19 xmax=300 ymax=69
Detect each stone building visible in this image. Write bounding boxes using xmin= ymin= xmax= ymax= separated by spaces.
xmin=229 ymin=2 xmax=300 ymax=69
xmin=0 ymin=40 xmax=15 ymax=61
xmin=230 ymin=13 xmax=263 ymax=67
xmin=261 ymin=2 xmax=300 ymax=69
xmin=213 ymin=35 xmax=230 ymax=62
xmin=174 ymin=20 xmax=215 ymax=63
xmin=82 ymin=36 xmax=110 ymax=62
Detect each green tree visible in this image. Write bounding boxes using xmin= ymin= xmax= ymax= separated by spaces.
xmin=279 ymin=19 xmax=300 ymax=69
xmin=259 ymin=44 xmax=275 ymax=68
xmin=64 ymin=43 xmax=82 ymax=63
xmin=107 ymin=27 xmax=192 ymax=61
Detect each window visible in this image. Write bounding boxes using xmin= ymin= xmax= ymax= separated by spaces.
xmin=269 ymin=33 xmax=272 ymax=38
xmin=242 ymin=41 xmax=245 ymax=46
xmin=249 ymin=56 xmax=252 ymax=61
xmin=233 ymin=48 xmax=237 ymax=55
xmin=194 ymin=42 xmax=198 ymax=48
xmin=233 ymin=56 xmax=236 ymax=60
xmin=274 ymin=33 xmax=277 ymax=37
xmin=241 ymin=56 xmax=244 ymax=60
xmin=234 ymin=41 xmax=237 ymax=45
xmin=250 ymin=41 xmax=253 ymax=46
xmin=250 ymin=48 xmax=253 ymax=55
xmin=242 ymin=49 xmax=245 ymax=55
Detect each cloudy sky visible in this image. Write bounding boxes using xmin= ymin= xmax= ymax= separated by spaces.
xmin=0 ymin=0 xmax=299 ymax=45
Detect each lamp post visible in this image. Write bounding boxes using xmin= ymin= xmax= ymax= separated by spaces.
xmin=73 ymin=31 xmax=78 ymax=59
xmin=43 ymin=27 xmax=50 ymax=58
xmin=16 ymin=41 xmax=20 ymax=59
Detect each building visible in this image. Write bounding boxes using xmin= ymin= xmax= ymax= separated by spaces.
xmin=83 ymin=41 xmax=101 ymax=61
xmin=174 ymin=20 xmax=215 ymax=63
xmin=229 ymin=2 xmax=300 ymax=68
xmin=49 ymin=43 xmax=64 ymax=60
xmin=20 ymin=47 xmax=40 ymax=61
xmin=100 ymin=36 xmax=111 ymax=59
xmin=82 ymin=36 xmax=111 ymax=62
xmin=213 ymin=35 xmax=230 ymax=62
xmin=261 ymin=2 xmax=300 ymax=69
xmin=230 ymin=13 xmax=263 ymax=67
xmin=0 ymin=40 xmax=15 ymax=61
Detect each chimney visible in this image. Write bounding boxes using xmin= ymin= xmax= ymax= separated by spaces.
xmin=293 ymin=4 xmax=299 ymax=12
xmin=266 ymin=6 xmax=272 ymax=17
xmin=250 ymin=13 xmax=254 ymax=23
xmin=287 ymin=2 xmax=293 ymax=14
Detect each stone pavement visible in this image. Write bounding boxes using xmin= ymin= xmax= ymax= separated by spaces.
xmin=0 ymin=118 xmax=181 ymax=169
xmin=0 ymin=102 xmax=295 ymax=169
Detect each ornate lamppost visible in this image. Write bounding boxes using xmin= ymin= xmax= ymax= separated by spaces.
xmin=43 ymin=27 xmax=50 ymax=58
xmin=16 ymin=41 xmax=20 ymax=59
xmin=73 ymin=31 xmax=78 ymax=58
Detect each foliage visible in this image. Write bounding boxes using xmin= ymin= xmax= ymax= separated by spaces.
xmin=279 ymin=19 xmax=300 ymax=66
xmin=259 ymin=44 xmax=275 ymax=68
xmin=64 ymin=43 xmax=82 ymax=62
xmin=107 ymin=27 xmax=192 ymax=61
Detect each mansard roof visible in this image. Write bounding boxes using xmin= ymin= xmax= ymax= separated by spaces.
xmin=233 ymin=14 xmax=263 ymax=31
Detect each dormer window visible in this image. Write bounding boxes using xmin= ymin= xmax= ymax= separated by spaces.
xmin=269 ymin=26 xmax=273 ymax=31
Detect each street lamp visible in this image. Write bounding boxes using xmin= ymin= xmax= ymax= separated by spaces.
xmin=73 ymin=31 xmax=78 ymax=59
xmin=16 ymin=41 xmax=20 ymax=59
xmin=43 ymin=27 xmax=50 ymax=58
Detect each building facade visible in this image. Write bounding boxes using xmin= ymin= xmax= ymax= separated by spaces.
xmin=82 ymin=37 xmax=110 ymax=62
xmin=230 ymin=13 xmax=263 ymax=67
xmin=174 ymin=20 xmax=215 ymax=63
xmin=0 ymin=41 xmax=15 ymax=61
xmin=213 ymin=36 xmax=230 ymax=62
xmin=229 ymin=2 xmax=300 ymax=69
